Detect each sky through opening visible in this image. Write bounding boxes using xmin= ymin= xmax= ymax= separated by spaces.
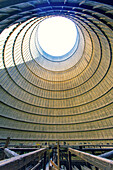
xmin=38 ymin=16 xmax=77 ymax=56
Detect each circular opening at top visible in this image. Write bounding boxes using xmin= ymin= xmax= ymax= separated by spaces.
xmin=37 ymin=16 xmax=77 ymax=57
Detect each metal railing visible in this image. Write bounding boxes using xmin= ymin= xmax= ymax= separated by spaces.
xmin=0 ymin=148 xmax=47 ymax=170
xmin=1 ymin=142 xmax=113 ymax=170
xmin=68 ymin=148 xmax=113 ymax=170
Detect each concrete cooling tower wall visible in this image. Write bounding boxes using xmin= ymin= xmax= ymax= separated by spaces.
xmin=0 ymin=0 xmax=113 ymax=145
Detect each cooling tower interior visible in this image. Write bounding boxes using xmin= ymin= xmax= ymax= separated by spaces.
xmin=0 ymin=0 xmax=113 ymax=145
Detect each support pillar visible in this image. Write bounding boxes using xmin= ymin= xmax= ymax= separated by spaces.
xmin=57 ymin=140 xmax=60 ymax=170
xmin=68 ymin=151 xmax=72 ymax=170
xmin=43 ymin=151 xmax=46 ymax=170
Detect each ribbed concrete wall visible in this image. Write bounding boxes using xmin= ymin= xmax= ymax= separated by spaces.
xmin=0 ymin=0 xmax=113 ymax=145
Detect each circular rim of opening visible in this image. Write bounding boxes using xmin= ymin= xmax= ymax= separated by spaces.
xmin=36 ymin=16 xmax=79 ymax=62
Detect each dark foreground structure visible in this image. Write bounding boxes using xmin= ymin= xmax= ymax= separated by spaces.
xmin=0 ymin=141 xmax=113 ymax=169
xmin=0 ymin=0 xmax=113 ymax=153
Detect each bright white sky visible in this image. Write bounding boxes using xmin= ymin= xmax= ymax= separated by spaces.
xmin=38 ymin=16 xmax=77 ymax=56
